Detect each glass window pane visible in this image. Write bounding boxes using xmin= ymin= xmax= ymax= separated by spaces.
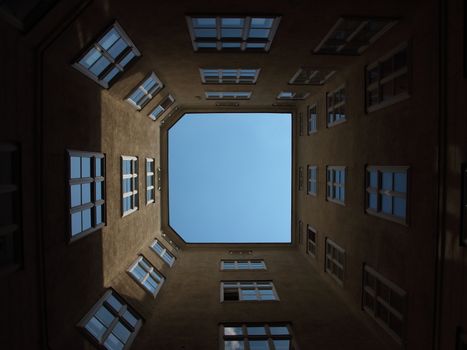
xmin=273 ymin=340 xmax=291 ymax=350
xmin=369 ymin=193 xmax=377 ymax=209
xmin=194 ymin=28 xmax=216 ymax=37
xmin=104 ymin=333 xmax=124 ymax=350
xmin=222 ymin=42 xmax=241 ymax=48
xmin=222 ymin=28 xmax=242 ymax=37
xmin=382 ymin=172 xmax=393 ymax=190
xmin=221 ymin=18 xmax=244 ymax=27
xmin=369 ymin=170 xmax=378 ymax=188
xmin=193 ymin=18 xmax=216 ymax=27
xmin=95 ymin=306 xmax=114 ymax=327
xmin=99 ymin=28 xmax=120 ymax=50
xmin=249 ymin=28 xmax=270 ymax=38
xmin=112 ymin=322 xmax=131 ymax=343
xmin=82 ymin=209 xmax=91 ymax=230
xmin=80 ymin=48 xmax=102 ymax=69
xmin=89 ymin=56 xmax=111 ymax=77
xmin=85 ymin=317 xmax=107 ymax=341
xmin=225 ymin=340 xmax=245 ymax=350
xmin=71 ymin=156 xmax=81 ymax=178
xmin=247 ymin=326 xmax=266 ymax=335
xmin=270 ymin=326 xmax=289 ymax=335
xmin=249 ymin=340 xmax=269 ymax=350
xmin=106 ymin=294 xmax=123 ymax=312
xmin=108 ymin=38 xmax=128 ymax=59
xmin=394 ymin=197 xmax=406 ymax=218
xmin=96 ymin=181 xmax=103 ymax=200
xmin=95 ymin=205 xmax=103 ymax=225
xmin=122 ymin=310 xmax=138 ymax=327
xmin=82 ymin=157 xmax=91 ymax=177
xmin=82 ymin=183 xmax=91 ymax=204
xmin=246 ymin=42 xmax=266 ymax=49
xmin=103 ymin=67 xmax=120 ymax=83
xmin=394 ymin=172 xmax=407 ymax=193
xmin=71 ymin=211 xmax=82 ymax=235
xmin=224 ymin=326 xmax=243 ymax=336
xmin=71 ymin=185 xmax=81 ymax=207
xmin=119 ymin=51 xmax=135 ymax=67
xmin=251 ymin=18 xmax=273 ymax=28
xmin=382 ymin=195 xmax=392 ymax=214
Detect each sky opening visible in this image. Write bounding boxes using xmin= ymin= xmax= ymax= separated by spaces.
xmin=168 ymin=113 xmax=292 ymax=243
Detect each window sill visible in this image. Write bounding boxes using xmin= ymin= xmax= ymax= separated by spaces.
xmin=365 ymin=209 xmax=408 ymax=226
xmin=366 ymin=93 xmax=410 ymax=113
xmin=326 ymin=198 xmax=345 ymax=206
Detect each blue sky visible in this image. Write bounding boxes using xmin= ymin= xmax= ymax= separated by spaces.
xmin=168 ymin=113 xmax=291 ymax=243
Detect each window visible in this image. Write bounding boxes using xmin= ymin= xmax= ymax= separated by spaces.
xmin=186 ymin=16 xmax=281 ymax=52
xmin=145 ymin=158 xmax=155 ymax=205
xmin=205 ymin=91 xmax=252 ymax=100
xmin=366 ymin=43 xmax=409 ymax=112
xmin=298 ymin=166 xmax=303 ymax=191
xmin=122 ymin=156 xmax=138 ymax=216
xmin=78 ymin=289 xmax=142 ymax=350
xmin=68 ymin=150 xmax=105 ymax=241
xmin=366 ymin=166 xmax=408 ymax=223
xmin=221 ymin=260 xmax=266 ymax=270
xmin=307 ymin=166 xmax=317 ymax=196
xmin=307 ymin=226 xmax=317 ymax=258
xmin=0 ymin=143 xmax=21 ymax=271
xmin=200 ymin=68 xmax=260 ymax=84
xmin=325 ymin=238 xmax=345 ymax=285
xmin=128 ymin=256 xmax=165 ymax=296
xmin=313 ymin=17 xmax=398 ymax=55
xmin=327 ymin=85 xmax=346 ymax=127
xmin=161 ymin=232 xmax=180 ymax=251
xmin=307 ymin=104 xmax=318 ymax=134
xmin=326 ymin=166 xmax=345 ymax=204
xmin=289 ymin=67 xmax=336 ymax=85
xmin=221 ymin=323 xmax=294 ymax=350
xmin=148 ymin=95 xmax=175 ymax=121
xmin=277 ymin=91 xmax=310 ymax=100
xmin=73 ymin=22 xmax=140 ymax=88
xmin=363 ymin=265 xmax=406 ymax=344
xmin=150 ymin=239 xmax=176 ymax=267
xmin=221 ymin=281 xmax=279 ymax=301
xmin=126 ymin=73 xmax=163 ymax=110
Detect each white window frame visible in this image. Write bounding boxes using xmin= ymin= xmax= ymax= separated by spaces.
xmin=68 ymin=150 xmax=105 ymax=242
xmin=306 ymin=226 xmax=317 ymax=258
xmin=366 ymin=166 xmax=409 ymax=224
xmin=121 ymin=156 xmax=138 ymax=217
xmin=126 ymin=72 xmax=164 ymax=110
xmin=363 ymin=264 xmax=406 ymax=344
xmin=307 ymin=165 xmax=318 ymax=196
xmin=327 ymin=84 xmax=346 ymax=127
xmin=221 ymin=281 xmax=279 ymax=302
xmin=220 ymin=260 xmax=267 ymax=270
xmin=72 ymin=21 xmax=140 ymax=88
xmin=276 ymin=91 xmax=310 ymax=100
xmin=366 ymin=43 xmax=410 ymax=113
xmin=325 ymin=238 xmax=345 ymax=286
xmin=150 ymin=239 xmax=176 ymax=267
xmin=145 ymin=158 xmax=155 ymax=205
xmin=148 ymin=94 xmax=175 ymax=121
xmin=289 ymin=67 xmax=336 ymax=85
xmin=77 ymin=289 xmax=143 ymax=350
xmin=200 ymin=68 xmax=260 ymax=84
xmin=220 ymin=323 xmax=295 ymax=350
xmin=307 ymin=104 xmax=318 ymax=134
xmin=326 ymin=166 xmax=346 ymax=205
xmin=0 ymin=143 xmax=21 ymax=272
xmin=186 ymin=15 xmax=281 ymax=52
xmin=205 ymin=91 xmax=252 ymax=100
xmin=128 ymin=256 xmax=165 ymax=297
